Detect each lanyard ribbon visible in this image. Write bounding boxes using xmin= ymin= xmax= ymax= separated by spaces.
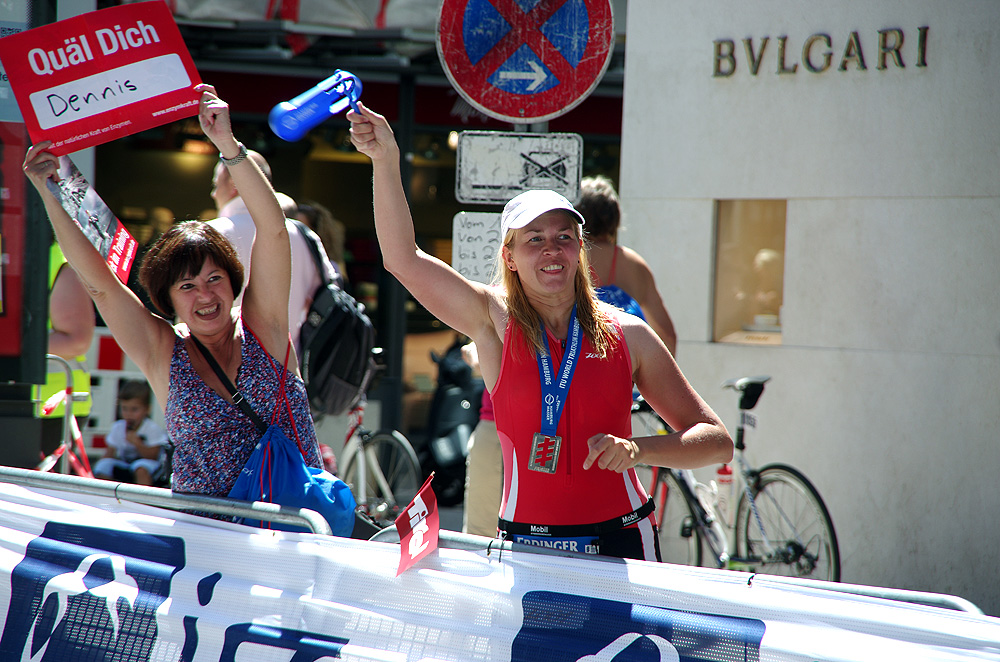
xmin=537 ymin=305 xmax=582 ymax=437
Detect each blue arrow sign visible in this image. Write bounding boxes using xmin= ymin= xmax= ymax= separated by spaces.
xmin=438 ymin=0 xmax=614 ymax=123
xmin=463 ymin=0 xmax=589 ymax=95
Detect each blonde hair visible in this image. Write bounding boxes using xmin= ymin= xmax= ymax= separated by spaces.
xmin=496 ymin=221 xmax=618 ymax=360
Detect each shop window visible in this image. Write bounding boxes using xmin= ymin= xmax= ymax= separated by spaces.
xmin=713 ymin=200 xmax=786 ymax=344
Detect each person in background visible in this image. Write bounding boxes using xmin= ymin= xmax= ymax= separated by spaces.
xmin=146 ymin=206 xmax=175 ymax=247
xmin=206 ymin=147 xmax=338 ymax=351
xmin=297 ymin=200 xmax=348 ymax=284
xmin=93 ymin=379 xmax=169 ymax=486
xmin=349 ymin=103 xmax=731 ymax=561
xmin=276 ymin=192 xmax=299 ymax=220
xmin=24 ymin=84 xmax=322 ymax=500
xmin=577 ymin=175 xmax=677 ymax=356
xmin=35 ymin=242 xmax=95 ymax=449
xmin=459 ymin=341 xmax=501 ymax=537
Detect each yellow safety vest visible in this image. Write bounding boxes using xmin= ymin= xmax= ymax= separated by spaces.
xmin=34 ymin=244 xmax=92 ymax=419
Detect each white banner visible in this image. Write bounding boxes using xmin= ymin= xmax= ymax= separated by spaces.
xmin=0 ymin=482 xmax=998 ymax=661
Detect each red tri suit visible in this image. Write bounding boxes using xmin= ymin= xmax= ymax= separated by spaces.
xmin=491 ymin=314 xmax=657 ymax=559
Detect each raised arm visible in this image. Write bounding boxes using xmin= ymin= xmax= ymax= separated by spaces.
xmin=197 ymin=84 xmax=291 ymax=363
xmin=348 ymin=103 xmax=501 ymax=363
xmin=23 ymin=144 xmax=174 ymax=403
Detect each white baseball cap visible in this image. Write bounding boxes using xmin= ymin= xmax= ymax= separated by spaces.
xmin=500 ymin=189 xmax=584 ymax=239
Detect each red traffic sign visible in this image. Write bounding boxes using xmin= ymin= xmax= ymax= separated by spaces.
xmin=437 ymin=0 xmax=614 ymax=124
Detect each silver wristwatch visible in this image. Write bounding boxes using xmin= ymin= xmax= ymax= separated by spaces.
xmin=220 ymin=142 xmax=248 ymax=166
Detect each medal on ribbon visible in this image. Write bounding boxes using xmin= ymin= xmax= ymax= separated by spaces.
xmin=531 ymin=305 xmax=582 ymax=473
xmin=529 ymin=433 xmax=562 ymax=473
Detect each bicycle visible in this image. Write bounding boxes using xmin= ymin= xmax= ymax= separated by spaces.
xmin=633 ymin=375 xmax=841 ymax=582
xmin=338 ymin=403 xmax=421 ymax=528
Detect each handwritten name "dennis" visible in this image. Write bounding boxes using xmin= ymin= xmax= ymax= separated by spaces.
xmin=47 ymin=79 xmax=138 ymax=117
xmin=28 ymin=20 xmax=161 ymax=76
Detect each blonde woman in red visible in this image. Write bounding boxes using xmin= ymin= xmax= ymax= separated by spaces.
xmin=349 ymin=104 xmax=731 ymax=561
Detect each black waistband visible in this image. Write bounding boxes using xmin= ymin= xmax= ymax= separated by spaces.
xmin=498 ymin=499 xmax=655 ymax=538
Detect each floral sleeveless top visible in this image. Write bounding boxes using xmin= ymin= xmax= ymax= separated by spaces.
xmin=166 ymin=319 xmax=322 ymax=498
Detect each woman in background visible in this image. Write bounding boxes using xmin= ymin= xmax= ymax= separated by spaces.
xmin=578 ymin=175 xmax=677 ymax=356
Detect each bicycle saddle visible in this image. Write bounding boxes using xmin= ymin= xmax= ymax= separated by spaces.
xmin=722 ymin=375 xmax=771 ymax=411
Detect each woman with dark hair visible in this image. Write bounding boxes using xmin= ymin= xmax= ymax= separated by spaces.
xmin=349 ymin=104 xmax=731 ymax=561
xmin=577 ymin=175 xmax=677 ymax=356
xmin=23 ymin=84 xmax=322 ymax=499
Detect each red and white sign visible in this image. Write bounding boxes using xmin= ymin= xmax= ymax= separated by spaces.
xmin=436 ymin=0 xmax=614 ymax=124
xmin=395 ymin=473 xmax=439 ymax=575
xmin=0 ymin=1 xmax=201 ymax=155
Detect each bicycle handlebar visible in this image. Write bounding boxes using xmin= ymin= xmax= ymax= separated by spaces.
xmin=634 ymin=375 xmax=772 ymax=416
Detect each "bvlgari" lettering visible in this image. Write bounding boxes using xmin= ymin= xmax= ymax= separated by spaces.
xmin=713 ymin=27 xmax=928 ymax=77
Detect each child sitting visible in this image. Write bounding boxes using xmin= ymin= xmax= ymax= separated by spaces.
xmin=93 ymin=379 xmax=169 ymax=486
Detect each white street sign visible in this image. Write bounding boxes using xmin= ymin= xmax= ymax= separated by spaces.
xmin=452 ymin=212 xmax=501 ymax=284
xmin=456 ymin=131 xmax=583 ymax=205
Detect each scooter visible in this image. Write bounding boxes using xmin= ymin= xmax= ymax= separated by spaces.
xmin=415 ymin=336 xmax=484 ymax=507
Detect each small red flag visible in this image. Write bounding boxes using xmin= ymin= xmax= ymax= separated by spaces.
xmin=395 ymin=473 xmax=439 ymax=575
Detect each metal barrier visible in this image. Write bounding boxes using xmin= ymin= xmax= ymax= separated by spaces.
xmin=371 ymin=525 xmax=630 ymax=562
xmin=0 ymin=465 xmax=332 ymax=535
xmin=371 ymin=526 xmax=983 ymax=614
xmin=43 ymin=354 xmax=90 ymax=475
xmin=756 ymin=574 xmax=984 ymax=615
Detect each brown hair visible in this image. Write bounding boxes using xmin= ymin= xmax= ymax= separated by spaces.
xmin=297 ymin=200 xmax=346 ymax=268
xmin=138 ymin=221 xmax=243 ymax=319
xmin=118 ymin=379 xmax=152 ymax=406
xmin=497 ymin=217 xmax=618 ymax=360
xmin=576 ymin=175 xmax=621 ymax=240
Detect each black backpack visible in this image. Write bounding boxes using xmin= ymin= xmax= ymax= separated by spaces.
xmin=294 ymin=221 xmax=376 ymax=416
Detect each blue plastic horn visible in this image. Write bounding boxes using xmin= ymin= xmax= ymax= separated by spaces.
xmin=268 ymin=70 xmax=362 ymax=142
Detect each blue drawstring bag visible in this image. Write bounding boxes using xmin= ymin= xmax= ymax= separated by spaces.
xmin=228 ymin=423 xmax=357 ymax=536
xmin=193 ymin=324 xmax=357 ymax=537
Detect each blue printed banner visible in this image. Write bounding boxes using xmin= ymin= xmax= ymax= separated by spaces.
xmin=0 ymin=480 xmax=997 ymax=661
xmin=513 ymin=591 xmax=765 ymax=662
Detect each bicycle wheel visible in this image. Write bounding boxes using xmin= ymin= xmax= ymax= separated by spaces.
xmin=632 ymin=405 xmax=668 ymax=437
xmin=655 ymin=470 xmax=704 ymax=567
xmin=734 ymin=464 xmax=841 ymax=582
xmin=341 ymin=430 xmax=421 ymax=527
